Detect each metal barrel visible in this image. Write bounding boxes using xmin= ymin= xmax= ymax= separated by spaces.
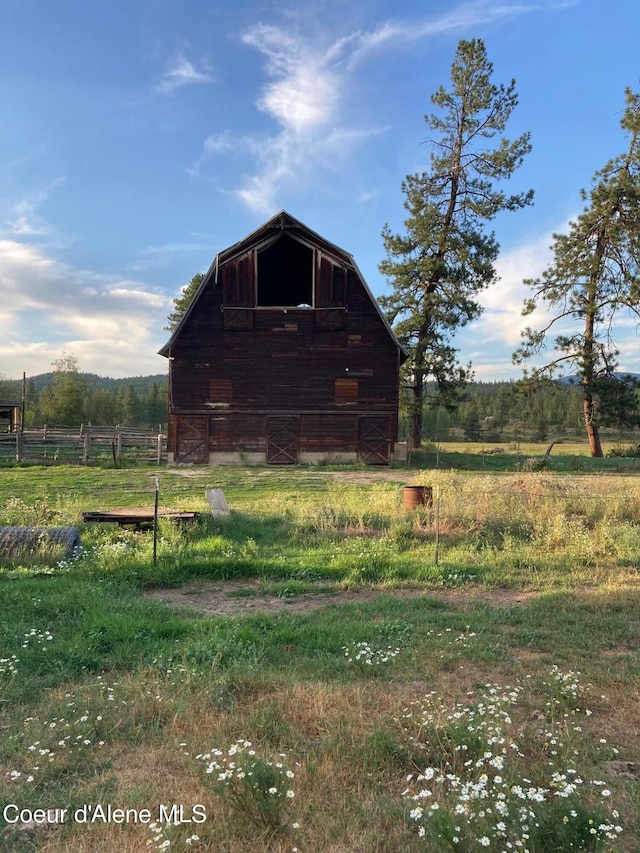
xmin=403 ymin=486 xmax=433 ymax=510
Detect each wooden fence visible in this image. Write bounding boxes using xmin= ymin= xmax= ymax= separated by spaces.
xmin=0 ymin=425 xmax=166 ymax=465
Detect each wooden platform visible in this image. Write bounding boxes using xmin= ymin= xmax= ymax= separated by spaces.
xmin=83 ymin=507 xmax=197 ymax=528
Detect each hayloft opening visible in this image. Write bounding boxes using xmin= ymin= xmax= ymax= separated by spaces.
xmin=257 ymin=235 xmax=313 ymax=307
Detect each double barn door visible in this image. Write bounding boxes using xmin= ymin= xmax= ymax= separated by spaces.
xmin=266 ymin=414 xmax=391 ymax=465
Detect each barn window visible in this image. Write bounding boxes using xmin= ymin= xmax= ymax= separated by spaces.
xmin=257 ymin=235 xmax=313 ymax=307
xmin=335 ymin=378 xmax=359 ymax=403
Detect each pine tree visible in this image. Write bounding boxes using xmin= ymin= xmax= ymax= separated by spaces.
xmin=379 ymin=38 xmax=532 ymax=448
xmin=166 ymin=273 xmax=205 ymax=332
xmin=514 ymin=88 xmax=640 ymax=456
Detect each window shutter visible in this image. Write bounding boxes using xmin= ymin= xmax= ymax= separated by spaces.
xmin=222 ymin=255 xmax=254 ymax=306
xmin=316 ymin=255 xmax=346 ymax=330
xmin=222 ymin=254 xmax=254 ymax=329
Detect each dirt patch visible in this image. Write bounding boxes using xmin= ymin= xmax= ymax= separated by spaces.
xmin=144 ymin=581 xmax=538 ymax=618
xmin=328 ymin=470 xmax=413 ymax=484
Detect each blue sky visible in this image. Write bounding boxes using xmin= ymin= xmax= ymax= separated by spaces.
xmin=1 ymin=0 xmax=639 ymax=380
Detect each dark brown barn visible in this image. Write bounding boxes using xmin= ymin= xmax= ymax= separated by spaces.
xmin=159 ymin=211 xmax=407 ymax=465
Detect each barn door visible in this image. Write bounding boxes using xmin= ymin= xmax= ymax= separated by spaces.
xmin=175 ymin=417 xmax=209 ymax=463
xmin=266 ymin=417 xmax=298 ymax=465
xmin=358 ymin=416 xmax=391 ymax=465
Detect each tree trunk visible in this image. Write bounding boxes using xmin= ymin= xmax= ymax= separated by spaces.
xmin=411 ymin=373 xmax=424 ymax=449
xmin=583 ymin=386 xmax=603 ymax=457
xmin=582 ymin=227 xmax=605 ymax=458
xmin=411 ymin=317 xmax=433 ymax=450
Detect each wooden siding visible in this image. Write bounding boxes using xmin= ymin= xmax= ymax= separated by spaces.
xmin=170 ymin=270 xmax=399 ymax=414
xmin=164 ymin=214 xmax=404 ymax=463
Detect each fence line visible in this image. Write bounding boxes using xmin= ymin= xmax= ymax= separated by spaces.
xmin=0 ymin=425 xmax=166 ymax=465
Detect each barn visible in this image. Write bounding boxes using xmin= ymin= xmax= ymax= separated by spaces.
xmin=159 ymin=211 xmax=408 ymax=465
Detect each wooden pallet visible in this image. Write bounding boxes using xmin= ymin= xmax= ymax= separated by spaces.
xmin=83 ymin=507 xmax=197 ymax=529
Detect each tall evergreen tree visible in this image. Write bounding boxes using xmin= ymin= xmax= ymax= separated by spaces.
xmin=514 ymin=89 xmax=640 ymax=456
xmin=379 ymin=38 xmax=532 ymax=448
xmin=166 ymin=273 xmax=205 ymax=332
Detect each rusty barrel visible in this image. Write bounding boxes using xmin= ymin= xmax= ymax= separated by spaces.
xmin=403 ymin=485 xmax=433 ymax=510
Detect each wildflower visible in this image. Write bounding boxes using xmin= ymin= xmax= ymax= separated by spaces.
xmin=401 ymin=674 xmax=623 ymax=848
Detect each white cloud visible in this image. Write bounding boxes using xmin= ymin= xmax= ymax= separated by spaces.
xmin=106 ymin=287 xmax=170 ymax=308
xmin=156 ymin=52 xmax=214 ymax=94
xmin=458 ymin=211 xmax=640 ymax=378
xmin=0 ymin=238 xmax=171 ymax=378
xmin=478 ymin=231 xmax=556 ymax=348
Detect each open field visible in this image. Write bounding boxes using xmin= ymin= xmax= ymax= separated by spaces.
xmin=1 ymin=464 xmax=639 ymax=852
xmin=408 ymin=440 xmax=640 ymax=474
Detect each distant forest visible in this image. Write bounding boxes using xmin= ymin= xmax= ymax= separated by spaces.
xmin=1 ymin=371 xmax=638 ymax=442
xmin=407 ymin=378 xmax=640 ymax=445
xmin=0 ymin=373 xmax=168 ymax=429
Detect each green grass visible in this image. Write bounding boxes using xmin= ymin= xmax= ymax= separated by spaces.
xmin=0 ymin=464 xmax=639 ymax=851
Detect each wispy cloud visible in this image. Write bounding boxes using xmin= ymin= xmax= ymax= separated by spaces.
xmin=156 ymin=52 xmax=214 ymax=94
xmin=193 ymin=0 xmax=577 ymax=213
xmin=2 ymin=177 xmax=67 ymax=241
xmin=128 ymin=241 xmax=213 ymax=272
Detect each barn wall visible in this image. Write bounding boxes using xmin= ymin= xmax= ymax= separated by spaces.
xmin=169 ymin=269 xmax=399 ymax=414
xmin=165 ymin=237 xmax=403 ymax=464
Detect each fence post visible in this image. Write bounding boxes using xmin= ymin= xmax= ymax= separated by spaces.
xmin=434 ymin=486 xmax=441 ymax=566
xmin=82 ymin=428 xmax=90 ymax=464
xmin=153 ymin=476 xmax=159 ymax=565
xmin=116 ymin=426 xmax=123 ymax=461
xmin=16 ymin=430 xmax=22 ymax=463
xmin=157 ymin=432 xmax=164 ymax=464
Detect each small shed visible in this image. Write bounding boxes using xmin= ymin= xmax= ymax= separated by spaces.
xmin=159 ymin=211 xmax=408 ymax=465
xmin=0 ymin=401 xmax=21 ymax=433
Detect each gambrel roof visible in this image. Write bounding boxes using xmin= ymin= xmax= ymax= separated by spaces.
xmin=159 ymin=210 xmax=407 ymax=360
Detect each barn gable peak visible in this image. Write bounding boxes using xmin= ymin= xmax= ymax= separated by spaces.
xmin=159 ymin=211 xmax=407 ymax=360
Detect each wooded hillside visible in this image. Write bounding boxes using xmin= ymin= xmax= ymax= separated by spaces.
xmin=0 ymin=372 xmax=168 ymax=428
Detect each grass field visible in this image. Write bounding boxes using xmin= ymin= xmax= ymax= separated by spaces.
xmin=0 ymin=463 xmax=639 ymax=852
xmin=409 ymin=440 xmax=640 ymax=474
